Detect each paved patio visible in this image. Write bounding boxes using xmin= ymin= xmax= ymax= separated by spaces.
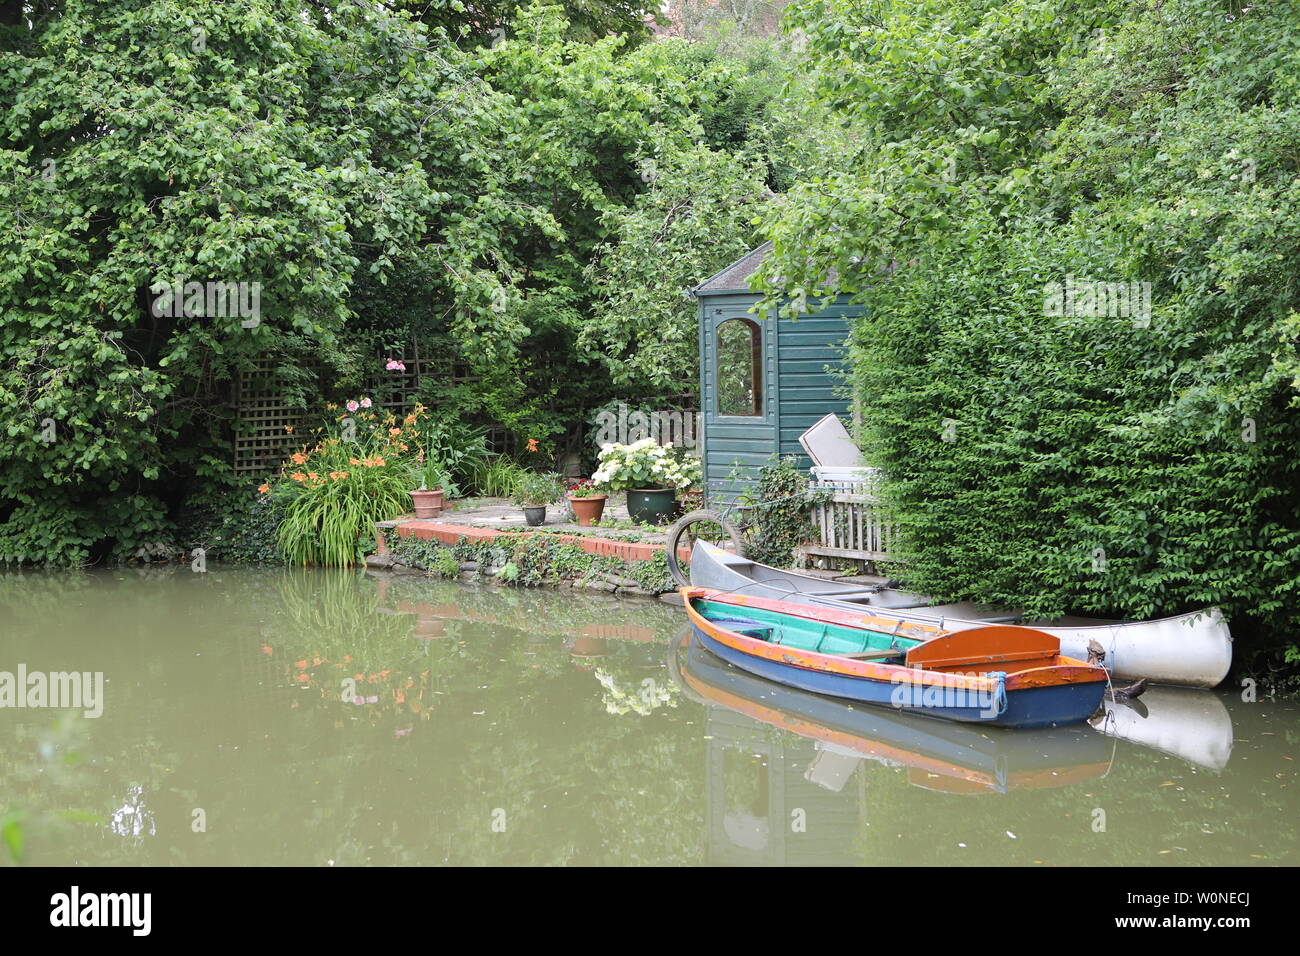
xmin=432 ymin=495 xmax=675 ymax=544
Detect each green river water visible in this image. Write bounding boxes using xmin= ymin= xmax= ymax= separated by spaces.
xmin=1 ymin=567 xmax=1295 ymax=866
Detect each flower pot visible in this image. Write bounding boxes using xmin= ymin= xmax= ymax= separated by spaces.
xmin=569 ymin=635 xmax=609 ymax=658
xmin=626 ymin=488 xmax=677 ymax=526
xmin=522 ymin=506 xmax=547 ymax=526
xmin=567 ymin=494 xmax=607 ymax=527
xmin=410 ymin=487 xmax=444 ymax=519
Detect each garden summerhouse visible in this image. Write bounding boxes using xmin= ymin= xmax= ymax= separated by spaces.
xmin=693 ymin=242 xmax=862 ymax=505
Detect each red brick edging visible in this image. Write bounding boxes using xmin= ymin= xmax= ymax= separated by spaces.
xmin=378 ymin=520 xmax=690 ymax=564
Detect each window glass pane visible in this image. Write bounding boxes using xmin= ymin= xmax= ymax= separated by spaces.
xmin=717 ymin=319 xmax=763 ymax=416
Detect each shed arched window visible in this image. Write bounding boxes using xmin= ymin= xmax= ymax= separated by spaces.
xmin=717 ymin=318 xmax=763 ymax=417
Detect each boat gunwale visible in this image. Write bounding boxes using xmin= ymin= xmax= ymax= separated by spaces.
xmin=693 ymin=540 xmax=1228 ymax=634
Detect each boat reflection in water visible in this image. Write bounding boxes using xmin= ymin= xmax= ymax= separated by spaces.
xmin=672 ymin=634 xmax=1113 ymax=865
xmin=672 ymin=632 xmax=1238 ymax=865
xmin=1089 ymin=684 xmax=1233 ymax=771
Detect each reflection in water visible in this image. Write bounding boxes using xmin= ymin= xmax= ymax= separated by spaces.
xmin=0 ymin=566 xmax=1295 ymax=866
xmin=108 ymin=786 xmax=156 ymax=840
xmin=675 ymin=634 xmax=1115 ymax=865
xmin=1090 ymin=687 xmax=1233 ymax=770
xmin=672 ymin=632 xmax=1295 ymax=866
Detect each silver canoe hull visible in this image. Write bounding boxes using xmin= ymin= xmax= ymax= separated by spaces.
xmin=689 ymin=541 xmax=1232 ymax=687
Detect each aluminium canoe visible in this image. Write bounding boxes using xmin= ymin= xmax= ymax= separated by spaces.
xmin=682 ymin=587 xmax=1108 ymax=729
xmin=672 ymin=635 xmax=1112 ymax=793
xmin=688 ymin=540 xmax=1232 ymax=687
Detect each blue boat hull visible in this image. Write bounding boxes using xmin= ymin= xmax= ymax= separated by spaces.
xmin=693 ymin=624 xmax=1105 ymax=729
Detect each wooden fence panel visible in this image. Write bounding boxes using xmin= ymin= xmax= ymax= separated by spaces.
xmin=800 ymin=471 xmax=895 ymax=567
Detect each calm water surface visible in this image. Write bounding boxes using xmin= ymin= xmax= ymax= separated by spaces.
xmin=1 ymin=567 xmax=1296 ymax=865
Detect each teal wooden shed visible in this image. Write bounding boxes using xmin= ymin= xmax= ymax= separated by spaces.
xmin=693 ymin=242 xmax=861 ymax=505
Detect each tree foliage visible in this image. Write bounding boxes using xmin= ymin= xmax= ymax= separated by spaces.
xmin=758 ymin=0 xmax=1300 ymax=658
xmin=0 ymin=0 xmax=791 ymax=564
xmin=1 ymin=0 xmax=440 ymax=564
xmin=582 ymin=142 xmax=771 ymax=393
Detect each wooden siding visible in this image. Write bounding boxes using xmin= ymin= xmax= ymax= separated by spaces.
xmin=776 ymin=308 xmax=852 ymax=463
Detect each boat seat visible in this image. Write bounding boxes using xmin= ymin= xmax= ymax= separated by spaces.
xmin=797 ymin=587 xmax=881 ymax=597
xmin=707 ymin=616 xmax=777 ymax=643
xmin=839 ymin=647 xmax=905 ymax=661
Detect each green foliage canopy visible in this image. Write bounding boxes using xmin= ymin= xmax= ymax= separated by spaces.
xmin=758 ymin=0 xmax=1300 ymax=657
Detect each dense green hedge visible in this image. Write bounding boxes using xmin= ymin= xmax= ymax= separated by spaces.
xmin=852 ymin=226 xmax=1300 ymax=661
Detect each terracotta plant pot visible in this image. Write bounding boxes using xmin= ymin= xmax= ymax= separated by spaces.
xmin=569 ymin=635 xmax=609 ymax=658
xmin=626 ymin=487 xmax=677 ymax=526
xmin=410 ymin=487 xmax=444 ymax=519
xmin=522 ymin=506 xmax=547 ymax=526
xmin=567 ymin=494 xmax=607 ymax=527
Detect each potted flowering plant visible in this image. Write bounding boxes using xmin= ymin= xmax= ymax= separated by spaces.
xmin=512 ymin=471 xmax=562 ymax=526
xmin=592 ymin=439 xmax=702 ymax=526
xmin=565 ymin=478 xmax=607 ymax=526
xmin=408 ymin=457 xmax=453 ymax=519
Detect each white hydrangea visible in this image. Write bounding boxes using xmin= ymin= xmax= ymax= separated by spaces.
xmin=590 ymin=440 xmax=702 ymax=492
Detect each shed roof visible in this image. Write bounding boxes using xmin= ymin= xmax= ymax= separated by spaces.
xmin=692 ymin=242 xmax=772 ymax=295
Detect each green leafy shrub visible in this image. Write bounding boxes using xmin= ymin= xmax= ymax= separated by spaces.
xmin=743 ymin=456 xmax=815 ymax=568
xmin=417 ymin=414 xmax=489 ymax=496
xmin=428 ymin=547 xmax=461 ymax=579
xmin=176 ymin=485 xmax=284 ymax=564
xmin=512 ymin=471 xmax=563 ymax=507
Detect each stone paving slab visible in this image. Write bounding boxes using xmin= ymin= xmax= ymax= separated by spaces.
xmin=407 ymin=495 xmax=675 ymax=543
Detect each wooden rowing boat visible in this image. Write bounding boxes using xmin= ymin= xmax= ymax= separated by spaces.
xmin=681 ymin=587 xmax=1108 ymax=729
xmin=688 ymin=540 xmax=1232 ymax=687
xmin=672 ymin=635 xmax=1112 ymax=793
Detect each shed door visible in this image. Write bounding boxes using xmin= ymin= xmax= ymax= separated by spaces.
xmin=701 ymin=304 xmax=778 ymax=505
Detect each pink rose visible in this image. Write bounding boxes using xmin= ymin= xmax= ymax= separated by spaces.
xmin=360 ymin=397 xmax=372 ymax=408
xmin=346 ymin=400 xmax=359 ymax=412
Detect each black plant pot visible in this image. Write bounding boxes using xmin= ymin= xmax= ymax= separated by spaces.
xmin=522 ymin=506 xmax=547 ymax=527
